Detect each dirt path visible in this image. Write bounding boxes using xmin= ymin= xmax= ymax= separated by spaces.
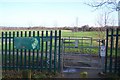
xmin=62 ymin=53 xmax=103 ymax=78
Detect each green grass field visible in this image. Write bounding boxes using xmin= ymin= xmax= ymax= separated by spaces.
xmin=61 ymin=30 xmax=105 ymax=38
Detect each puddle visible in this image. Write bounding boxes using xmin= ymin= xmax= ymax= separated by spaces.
xmin=63 ymin=68 xmax=80 ymax=73
xmin=65 ymin=62 xmax=91 ymax=67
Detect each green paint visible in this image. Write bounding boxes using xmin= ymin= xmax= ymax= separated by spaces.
xmin=9 ymin=32 xmax=11 ymax=70
xmin=45 ymin=31 xmax=48 ymax=70
xmin=16 ymin=31 xmax=19 ymax=70
xmin=14 ymin=37 xmax=40 ymax=50
xmin=1 ymin=32 xmax=4 ymax=69
xmin=105 ymin=29 xmax=108 ymax=73
xmin=109 ymin=29 xmax=113 ymax=73
xmin=28 ymin=31 xmax=31 ymax=69
xmin=49 ymin=31 xmax=52 ymax=72
xmin=41 ymin=31 xmax=44 ymax=71
xmin=32 ymin=31 xmax=35 ymax=69
xmin=58 ymin=30 xmax=61 ymax=72
xmin=36 ymin=31 xmax=39 ymax=69
xmin=54 ymin=30 xmax=57 ymax=72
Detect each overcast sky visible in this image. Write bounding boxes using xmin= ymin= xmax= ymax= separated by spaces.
xmin=0 ymin=0 xmax=118 ymax=27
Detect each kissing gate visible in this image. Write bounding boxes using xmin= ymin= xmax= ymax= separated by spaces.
xmin=1 ymin=30 xmax=61 ymax=72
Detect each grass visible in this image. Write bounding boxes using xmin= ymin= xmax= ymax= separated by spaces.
xmin=61 ymin=30 xmax=105 ymax=39
xmin=2 ymin=70 xmax=60 ymax=79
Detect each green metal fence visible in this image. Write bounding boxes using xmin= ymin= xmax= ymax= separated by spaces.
xmin=1 ymin=30 xmax=61 ymax=72
xmin=105 ymin=28 xmax=120 ymax=75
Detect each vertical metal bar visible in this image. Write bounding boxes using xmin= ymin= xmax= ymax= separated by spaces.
xmin=82 ymin=37 xmax=83 ymax=53
xmin=49 ymin=31 xmax=52 ymax=72
xmin=41 ymin=31 xmax=44 ymax=71
xmin=24 ymin=31 xmax=27 ymax=69
xmin=36 ymin=31 xmax=39 ymax=69
xmin=114 ymin=28 xmax=119 ymax=73
xmin=58 ymin=30 xmax=61 ymax=72
xmin=61 ymin=38 xmax=64 ymax=75
xmin=109 ymin=29 xmax=113 ymax=73
xmin=2 ymin=32 xmax=4 ymax=69
xmin=16 ymin=31 xmax=19 ymax=70
xmin=32 ymin=31 xmax=35 ymax=70
xmin=91 ymin=37 xmax=92 ymax=46
xmin=28 ymin=31 xmax=31 ymax=69
xmin=45 ymin=31 xmax=48 ymax=70
xmin=63 ymin=39 xmax=65 ymax=53
xmin=5 ymin=32 xmax=7 ymax=70
xmin=69 ymin=37 xmax=70 ymax=50
xmin=105 ymin=29 xmax=108 ymax=73
xmin=98 ymin=39 xmax=100 ymax=57
xmin=54 ymin=30 xmax=57 ymax=72
xmin=20 ymin=31 xmax=23 ymax=69
xmin=13 ymin=32 xmax=15 ymax=70
xmin=9 ymin=32 xmax=11 ymax=70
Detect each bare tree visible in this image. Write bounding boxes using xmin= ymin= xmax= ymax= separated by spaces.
xmin=86 ymin=0 xmax=119 ymax=12
xmin=95 ymin=11 xmax=108 ymax=39
xmin=96 ymin=12 xmax=108 ymax=27
xmin=95 ymin=8 xmax=117 ymax=39
xmin=85 ymin=0 xmax=120 ymax=26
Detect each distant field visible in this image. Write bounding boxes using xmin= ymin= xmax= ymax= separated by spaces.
xmin=0 ymin=29 xmax=106 ymax=39
xmin=61 ymin=30 xmax=105 ymax=39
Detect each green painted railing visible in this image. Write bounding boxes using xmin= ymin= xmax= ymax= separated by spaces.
xmin=105 ymin=28 xmax=120 ymax=75
xmin=1 ymin=30 xmax=61 ymax=72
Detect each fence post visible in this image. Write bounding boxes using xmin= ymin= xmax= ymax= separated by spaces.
xmin=20 ymin=31 xmax=23 ymax=69
xmin=54 ymin=30 xmax=57 ymax=72
xmin=5 ymin=32 xmax=7 ymax=70
xmin=12 ymin=32 xmax=15 ymax=70
xmin=36 ymin=31 xmax=39 ymax=69
xmin=105 ymin=29 xmax=108 ymax=73
xmin=45 ymin=31 xmax=48 ymax=70
xmin=2 ymin=32 xmax=4 ymax=70
xmin=114 ymin=28 xmax=119 ymax=73
xmin=109 ymin=29 xmax=114 ymax=73
xmin=8 ymin=32 xmax=11 ymax=70
xmin=58 ymin=30 xmax=61 ymax=72
xmin=32 ymin=31 xmax=35 ymax=70
xmin=41 ymin=31 xmax=44 ymax=71
xmin=61 ymin=38 xmax=64 ymax=74
xmin=16 ymin=31 xmax=19 ymax=70
xmin=24 ymin=31 xmax=27 ymax=69
xmin=28 ymin=31 xmax=31 ymax=69
xmin=49 ymin=31 xmax=52 ymax=72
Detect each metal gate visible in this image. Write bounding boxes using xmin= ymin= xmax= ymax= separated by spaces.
xmin=62 ymin=37 xmax=103 ymax=69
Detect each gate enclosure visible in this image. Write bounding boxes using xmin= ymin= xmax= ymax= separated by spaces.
xmin=1 ymin=30 xmax=61 ymax=72
xmin=105 ymin=28 xmax=120 ymax=75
